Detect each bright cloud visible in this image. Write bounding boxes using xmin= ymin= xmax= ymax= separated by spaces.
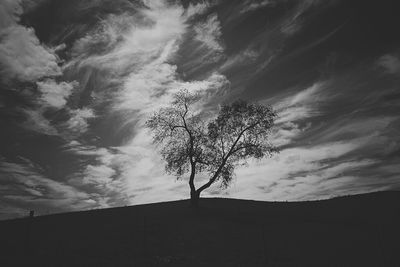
xmin=275 ymin=82 xmax=326 ymax=124
xmin=37 ymin=79 xmax=78 ymax=109
xmin=65 ymin=108 xmax=96 ymax=134
xmin=230 ymin=138 xmax=375 ymax=201
xmin=269 ymin=82 xmax=327 ymax=146
xmin=194 ymin=14 xmax=224 ymax=52
xmin=0 ymin=25 xmax=61 ymax=82
xmin=0 ymin=0 xmax=62 ymax=83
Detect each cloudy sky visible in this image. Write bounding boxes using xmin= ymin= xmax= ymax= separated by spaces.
xmin=0 ymin=0 xmax=399 ymax=219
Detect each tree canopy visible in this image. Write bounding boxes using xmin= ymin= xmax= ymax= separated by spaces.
xmin=146 ymin=89 xmax=278 ymax=206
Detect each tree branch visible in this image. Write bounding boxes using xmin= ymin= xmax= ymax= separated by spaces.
xmin=196 ymin=122 xmax=260 ymax=194
xmin=180 ymin=98 xmax=198 ymax=193
xmin=231 ymin=143 xmax=259 ymax=154
xmin=195 ymin=158 xmax=210 ymax=166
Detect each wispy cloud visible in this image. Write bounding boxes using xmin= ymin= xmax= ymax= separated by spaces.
xmin=275 ymin=82 xmax=326 ymax=124
xmin=377 ymin=54 xmax=400 ymax=75
xmin=230 ymin=138 xmax=377 ymax=201
xmin=0 ymin=0 xmax=23 ymax=28
xmin=0 ymin=157 xmax=96 ymax=215
xmin=194 ymin=14 xmax=224 ymax=52
xmin=280 ymin=0 xmax=336 ymax=36
xmin=219 ymin=48 xmax=259 ymax=72
xmin=268 ymin=82 xmax=327 ymax=146
xmin=20 ymin=108 xmax=59 ymax=135
xmin=240 ymin=0 xmax=275 ymax=14
xmin=64 ymin=141 xmax=135 ymax=206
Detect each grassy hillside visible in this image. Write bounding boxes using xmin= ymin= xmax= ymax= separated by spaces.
xmin=1 ymin=191 xmax=399 ymax=266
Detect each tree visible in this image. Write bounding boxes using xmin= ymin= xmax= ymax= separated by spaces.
xmin=146 ymin=89 xmax=278 ymax=207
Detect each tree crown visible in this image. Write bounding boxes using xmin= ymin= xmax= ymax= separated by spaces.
xmin=146 ymin=89 xmax=278 ymax=190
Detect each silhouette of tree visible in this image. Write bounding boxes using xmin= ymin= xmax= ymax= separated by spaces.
xmin=146 ymin=89 xmax=278 ymax=207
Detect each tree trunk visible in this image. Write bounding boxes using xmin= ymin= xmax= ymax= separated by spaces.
xmin=190 ymin=190 xmax=200 ymax=208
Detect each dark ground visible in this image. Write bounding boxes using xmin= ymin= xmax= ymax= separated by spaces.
xmin=0 ymin=191 xmax=399 ymax=266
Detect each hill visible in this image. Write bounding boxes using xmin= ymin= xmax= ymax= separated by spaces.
xmin=1 ymin=191 xmax=399 ymax=266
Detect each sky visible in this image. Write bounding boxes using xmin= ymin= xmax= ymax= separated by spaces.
xmin=0 ymin=0 xmax=399 ymax=220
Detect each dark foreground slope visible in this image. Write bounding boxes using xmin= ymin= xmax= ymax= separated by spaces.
xmin=0 ymin=191 xmax=399 ymax=267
